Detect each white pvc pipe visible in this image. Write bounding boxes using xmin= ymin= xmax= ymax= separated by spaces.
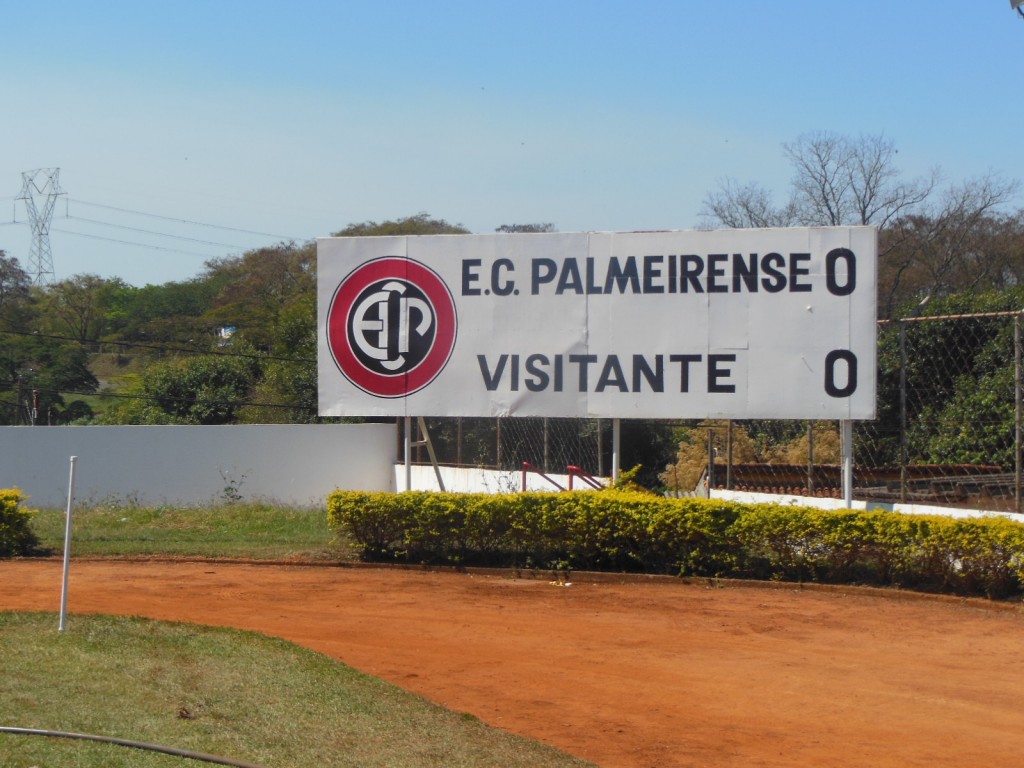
xmin=841 ymin=420 xmax=854 ymax=508
xmin=404 ymin=416 xmax=412 ymax=491
xmin=58 ymin=455 xmax=78 ymax=632
xmin=612 ymin=418 xmax=621 ymax=484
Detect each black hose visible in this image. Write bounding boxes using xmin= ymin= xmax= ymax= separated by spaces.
xmin=0 ymin=726 xmax=268 ymax=767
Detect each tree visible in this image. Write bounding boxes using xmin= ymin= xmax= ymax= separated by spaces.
xmin=700 ymin=180 xmax=797 ymax=229
xmin=495 ymin=223 xmax=557 ymax=233
xmin=878 ymin=176 xmax=1021 ymax=314
xmin=333 ymin=213 xmax=469 ymax=237
xmin=700 ymin=131 xmax=1021 ymax=318
xmin=783 ymin=131 xmax=936 ymax=228
xmin=101 ymin=352 xmax=260 ymax=425
xmin=37 ymin=274 xmax=132 ymax=344
xmin=200 ymin=242 xmax=316 ymax=350
xmin=0 ymin=252 xmax=31 ymax=330
xmin=703 ymin=132 xmax=936 ymax=230
xmin=660 ymin=421 xmax=759 ymax=495
xmin=0 ymin=332 xmax=98 ymax=425
xmin=115 ymin=278 xmax=221 ymax=342
xmin=237 ymin=294 xmax=321 ymax=424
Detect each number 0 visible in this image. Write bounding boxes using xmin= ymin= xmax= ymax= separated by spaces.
xmin=825 ymin=350 xmax=857 ymax=397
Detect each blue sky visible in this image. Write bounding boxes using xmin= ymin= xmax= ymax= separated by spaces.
xmin=1 ymin=1 xmax=1022 ymax=287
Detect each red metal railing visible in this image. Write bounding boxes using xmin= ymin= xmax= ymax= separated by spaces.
xmin=521 ymin=462 xmax=565 ymax=491
xmin=521 ymin=462 xmax=605 ymax=491
xmin=567 ymin=465 xmax=604 ymax=490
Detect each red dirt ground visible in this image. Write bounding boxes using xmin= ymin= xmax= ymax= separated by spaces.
xmin=3 ymin=560 xmax=1024 ymax=768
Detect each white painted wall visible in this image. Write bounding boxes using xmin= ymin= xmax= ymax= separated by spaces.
xmin=395 ymin=463 xmax=608 ymax=494
xmin=713 ymin=488 xmax=1024 ymax=524
xmin=0 ymin=424 xmax=396 ymax=508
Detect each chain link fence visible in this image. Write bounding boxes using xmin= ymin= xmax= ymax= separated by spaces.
xmin=405 ymin=417 xmax=606 ymax=475
xmin=405 ymin=311 xmax=1024 ymax=511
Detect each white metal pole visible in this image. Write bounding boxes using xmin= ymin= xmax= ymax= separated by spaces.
xmin=58 ymin=455 xmax=78 ymax=632
xmin=404 ymin=415 xmax=412 ymax=491
xmin=841 ymin=420 xmax=854 ymax=508
xmin=611 ymin=418 xmax=621 ymax=484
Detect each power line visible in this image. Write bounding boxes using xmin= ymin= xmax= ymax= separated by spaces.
xmin=0 ymin=329 xmax=315 ymax=365
xmin=65 ymin=214 xmax=249 ymax=249
xmin=51 ymin=228 xmax=229 ymax=259
xmin=68 ymin=198 xmax=301 ymax=241
xmin=19 ymin=384 xmax=316 ymax=413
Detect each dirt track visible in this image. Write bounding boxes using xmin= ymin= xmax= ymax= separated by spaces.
xmin=3 ymin=560 xmax=1024 ymax=767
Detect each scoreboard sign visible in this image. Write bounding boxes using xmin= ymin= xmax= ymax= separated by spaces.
xmin=317 ymin=227 xmax=877 ymax=419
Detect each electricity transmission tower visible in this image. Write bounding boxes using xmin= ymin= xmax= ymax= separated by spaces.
xmin=17 ymin=168 xmax=65 ymax=285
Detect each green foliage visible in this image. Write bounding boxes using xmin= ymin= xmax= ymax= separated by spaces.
xmin=99 ymin=352 xmax=261 ymax=424
xmin=114 ymin=278 xmax=222 ymax=342
xmin=199 ymin=242 xmax=316 ymax=350
xmin=327 ymin=490 xmax=1024 ymax=598
xmin=237 ymin=293 xmax=320 ymax=424
xmin=333 ymin=212 xmax=469 ymax=237
xmin=0 ymin=328 xmax=98 ymax=425
xmin=326 ymin=491 xmax=741 ymax=574
xmin=0 ymin=488 xmax=39 ymax=557
xmin=495 ymin=223 xmax=556 ymax=233
xmin=0 ymin=251 xmax=31 ymax=330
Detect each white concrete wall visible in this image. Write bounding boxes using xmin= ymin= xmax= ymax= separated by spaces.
xmin=0 ymin=424 xmax=396 ymax=508
xmin=394 ymin=463 xmax=608 ymax=493
xmin=713 ymin=488 xmax=1024 ymax=524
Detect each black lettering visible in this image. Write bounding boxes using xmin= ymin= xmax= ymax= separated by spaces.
xmin=707 ymin=254 xmax=728 ymax=293
xmin=556 ymin=258 xmax=583 ymax=294
xmin=669 ymin=354 xmax=702 ymax=392
xmin=603 ymin=257 xmax=640 ymax=294
xmin=679 ymin=255 xmax=704 ymax=293
xmin=643 ymin=255 xmax=665 ymax=294
xmin=531 ymin=259 xmax=557 ymax=294
xmin=510 ymin=354 xmax=520 ymax=391
xmin=585 ymin=257 xmax=604 ymax=294
xmin=632 ymin=354 xmax=664 ymax=392
xmin=525 ymin=354 xmax=549 ymax=391
xmin=478 ymin=354 xmax=507 ymax=390
xmin=491 ymin=258 xmax=516 ymax=296
xmin=596 ymin=355 xmax=628 ymax=392
xmin=708 ymin=354 xmax=736 ymax=393
xmin=733 ymin=253 xmax=758 ymax=292
xmin=569 ymin=354 xmax=599 ymax=390
xmin=826 ymin=248 xmax=856 ymax=296
xmin=668 ymin=254 xmax=678 ymax=294
xmin=825 ymin=349 xmax=858 ymax=397
xmin=789 ymin=253 xmax=812 ymax=292
xmin=760 ymin=252 xmax=786 ymax=293
xmin=462 ymin=259 xmax=482 ymax=296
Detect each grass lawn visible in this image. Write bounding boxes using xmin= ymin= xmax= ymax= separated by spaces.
xmin=29 ymin=501 xmax=353 ymax=561
xmin=7 ymin=503 xmax=595 ymax=767
xmin=0 ymin=612 xmax=591 ymax=768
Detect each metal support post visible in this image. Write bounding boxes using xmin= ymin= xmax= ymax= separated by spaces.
xmin=1016 ymin=313 xmax=1022 ymax=514
xmin=841 ymin=420 xmax=854 ymax=508
xmin=611 ymin=418 xmax=621 ymax=484
xmin=58 ymin=456 xmax=78 ymax=632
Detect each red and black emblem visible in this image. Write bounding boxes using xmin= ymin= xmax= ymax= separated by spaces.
xmin=327 ymin=258 xmax=457 ymax=397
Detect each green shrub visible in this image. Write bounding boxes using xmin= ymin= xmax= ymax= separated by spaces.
xmin=325 ymin=489 xmax=1024 ymax=598
xmin=0 ymin=488 xmax=40 ymax=557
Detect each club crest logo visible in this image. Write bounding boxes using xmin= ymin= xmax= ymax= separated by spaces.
xmin=327 ymin=258 xmax=457 ymax=397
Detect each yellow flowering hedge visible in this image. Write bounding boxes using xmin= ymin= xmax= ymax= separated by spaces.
xmin=0 ymin=488 xmax=39 ymax=558
xmin=327 ymin=490 xmax=1024 ymax=599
